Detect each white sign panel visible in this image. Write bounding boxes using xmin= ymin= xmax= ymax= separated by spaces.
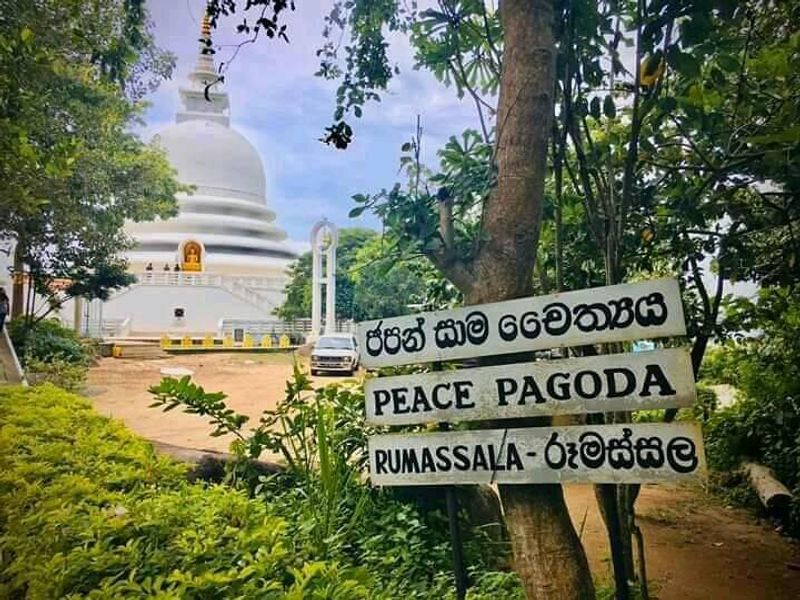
xmin=369 ymin=423 xmax=706 ymax=486
xmin=365 ymin=348 xmax=695 ymax=425
xmin=358 ymin=279 xmax=686 ymax=368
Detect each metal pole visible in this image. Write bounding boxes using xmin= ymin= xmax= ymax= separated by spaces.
xmin=445 ymin=483 xmax=468 ymax=600
xmin=434 ymin=361 xmax=468 ymax=599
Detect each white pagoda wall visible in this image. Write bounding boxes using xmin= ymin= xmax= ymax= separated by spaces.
xmin=102 ymin=285 xmax=276 ymax=334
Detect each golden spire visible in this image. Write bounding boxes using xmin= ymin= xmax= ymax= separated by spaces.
xmin=200 ymin=13 xmax=211 ymax=40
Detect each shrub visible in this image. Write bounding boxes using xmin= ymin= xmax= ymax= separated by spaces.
xmin=24 ymin=356 xmax=88 ymax=391
xmin=698 ymin=344 xmax=741 ymax=385
xmin=703 ymin=287 xmax=800 ymax=535
xmin=8 ymin=318 xmax=92 ymax=366
xmin=149 ymin=367 xmax=517 ymax=598
xmin=8 ymin=318 xmax=93 ymax=391
xmin=0 ymin=385 xmax=373 ymax=598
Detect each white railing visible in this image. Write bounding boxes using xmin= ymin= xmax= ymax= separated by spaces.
xmin=135 ymin=272 xmax=283 ymax=290
xmin=135 ymin=272 xmax=225 ymax=287
xmin=219 ymin=318 xmax=357 ymax=338
xmin=100 ymin=316 xmax=131 ymax=338
xmin=221 ymin=279 xmax=275 ymax=312
xmin=133 ymin=272 xmax=283 ymax=313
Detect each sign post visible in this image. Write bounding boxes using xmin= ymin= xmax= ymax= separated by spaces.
xmin=356 ymin=279 xmax=706 ymax=597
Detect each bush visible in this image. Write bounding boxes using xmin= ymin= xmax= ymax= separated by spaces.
xmin=149 ymin=367 xmax=517 ymax=598
xmin=8 ymin=318 xmax=93 ymax=391
xmin=1 ymin=382 xmax=520 ymax=598
xmin=703 ymin=287 xmax=800 ymax=535
xmin=0 ymin=385 xmax=374 ymax=598
xmin=8 ymin=318 xmax=92 ymax=366
xmin=698 ymin=345 xmax=741 ymax=385
xmin=24 ymin=357 xmax=88 ymax=391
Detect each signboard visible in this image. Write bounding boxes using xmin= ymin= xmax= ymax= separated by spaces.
xmin=369 ymin=423 xmax=706 ymax=486
xmin=358 ymin=279 xmax=686 ymax=368
xmin=365 ymin=348 xmax=695 ymax=425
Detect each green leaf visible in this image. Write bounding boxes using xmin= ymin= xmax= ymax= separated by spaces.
xmin=348 ymin=206 xmax=366 ymax=218
xmin=746 ymin=126 xmax=800 ymax=145
xmin=603 ymin=95 xmax=616 ymax=119
xmin=20 ymin=27 xmax=33 ymax=43
xmin=590 ymin=97 xmax=601 ymax=119
xmin=675 ymin=52 xmax=701 ymax=79
xmin=680 ymin=15 xmax=712 ymax=47
xmin=717 ymin=54 xmax=739 ymax=73
xmin=659 ymin=96 xmax=677 ymax=113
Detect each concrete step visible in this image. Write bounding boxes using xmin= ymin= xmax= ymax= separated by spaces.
xmin=110 ymin=341 xmax=168 ymax=360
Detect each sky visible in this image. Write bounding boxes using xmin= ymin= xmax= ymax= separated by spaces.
xmin=142 ymin=0 xmax=483 ymax=247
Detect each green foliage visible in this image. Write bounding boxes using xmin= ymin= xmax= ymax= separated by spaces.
xmin=703 ymin=286 xmax=800 ymax=534
xmin=149 ymin=366 xmax=516 ymax=597
xmin=150 ymin=375 xmax=249 ymax=440
xmin=25 ymin=356 xmax=88 ymax=391
xmin=350 ymin=236 xmax=428 ymax=317
xmin=8 ymin=317 xmax=92 ymax=366
xmin=8 ymin=317 xmax=91 ymax=391
xmin=692 ymin=383 xmax=719 ymax=424
xmin=0 ymin=0 xmax=182 ymax=319
xmin=0 ymin=384 xmax=377 ymax=598
xmin=698 ymin=345 xmax=741 ymax=385
xmin=275 ymin=228 xmax=431 ymax=321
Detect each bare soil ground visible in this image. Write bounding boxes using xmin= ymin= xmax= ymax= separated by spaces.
xmin=86 ymin=352 xmax=800 ymax=599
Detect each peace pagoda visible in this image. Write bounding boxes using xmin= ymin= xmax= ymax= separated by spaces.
xmin=98 ymin=16 xmax=298 ymax=336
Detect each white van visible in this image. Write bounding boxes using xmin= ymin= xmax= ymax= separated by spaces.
xmin=310 ymin=333 xmax=360 ymax=376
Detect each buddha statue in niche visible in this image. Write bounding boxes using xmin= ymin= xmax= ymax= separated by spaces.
xmin=182 ymin=242 xmax=202 ymax=271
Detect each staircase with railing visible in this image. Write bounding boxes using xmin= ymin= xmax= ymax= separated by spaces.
xmin=127 ymin=272 xmax=281 ymax=314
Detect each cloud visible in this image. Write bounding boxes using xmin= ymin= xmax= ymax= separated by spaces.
xmin=144 ymin=0 xmax=481 ymax=241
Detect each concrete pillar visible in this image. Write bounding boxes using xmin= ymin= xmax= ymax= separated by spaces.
xmin=311 ymin=230 xmax=322 ymax=336
xmin=310 ymin=219 xmax=338 ymax=339
xmin=73 ymin=297 xmax=83 ymax=335
xmin=325 ymin=236 xmax=336 ymax=334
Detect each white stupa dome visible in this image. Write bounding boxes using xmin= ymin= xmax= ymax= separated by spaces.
xmin=125 ymin=16 xmax=297 ymax=277
xmin=153 ymin=120 xmax=266 ymax=204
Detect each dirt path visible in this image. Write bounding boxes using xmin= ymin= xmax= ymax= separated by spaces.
xmin=567 ymin=483 xmax=800 ymax=599
xmin=85 ymin=352 xmax=349 ymax=452
xmin=86 ymin=353 xmax=800 ymax=599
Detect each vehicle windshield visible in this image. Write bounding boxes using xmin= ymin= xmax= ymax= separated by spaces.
xmin=316 ymin=337 xmax=353 ymax=349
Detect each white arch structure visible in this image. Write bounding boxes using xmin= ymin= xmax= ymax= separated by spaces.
xmin=310 ymin=219 xmax=337 ymax=337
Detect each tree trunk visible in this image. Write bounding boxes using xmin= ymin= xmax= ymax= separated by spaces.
xmin=502 ymin=484 xmax=594 ymax=598
xmin=462 ymin=1 xmax=594 ymax=597
xmin=11 ymin=245 xmax=24 ymax=319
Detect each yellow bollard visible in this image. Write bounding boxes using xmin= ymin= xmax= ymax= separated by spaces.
xmin=279 ymin=334 xmax=290 ymax=348
xmin=261 ymin=335 xmax=273 ymax=348
xmin=160 ymin=335 xmax=170 ymax=349
xmin=223 ymin=334 xmax=234 ymax=348
xmin=202 ymin=334 xmax=214 ymax=348
xmin=112 ymin=345 xmax=123 ymax=358
xmin=181 ymin=335 xmax=192 ymax=348
xmin=243 ymin=333 xmax=254 ymax=348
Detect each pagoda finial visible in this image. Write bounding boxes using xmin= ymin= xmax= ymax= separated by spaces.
xmin=200 ymin=12 xmax=212 ymax=41
xmin=177 ymin=0 xmax=229 ymax=125
xmin=193 ymin=2 xmax=216 ymax=74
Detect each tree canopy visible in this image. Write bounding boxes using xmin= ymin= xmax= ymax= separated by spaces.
xmin=0 ymin=0 xmax=183 ymax=320
xmin=275 ymin=228 xmax=430 ymax=322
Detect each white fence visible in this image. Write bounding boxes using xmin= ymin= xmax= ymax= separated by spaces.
xmin=219 ymin=318 xmax=357 ymax=340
